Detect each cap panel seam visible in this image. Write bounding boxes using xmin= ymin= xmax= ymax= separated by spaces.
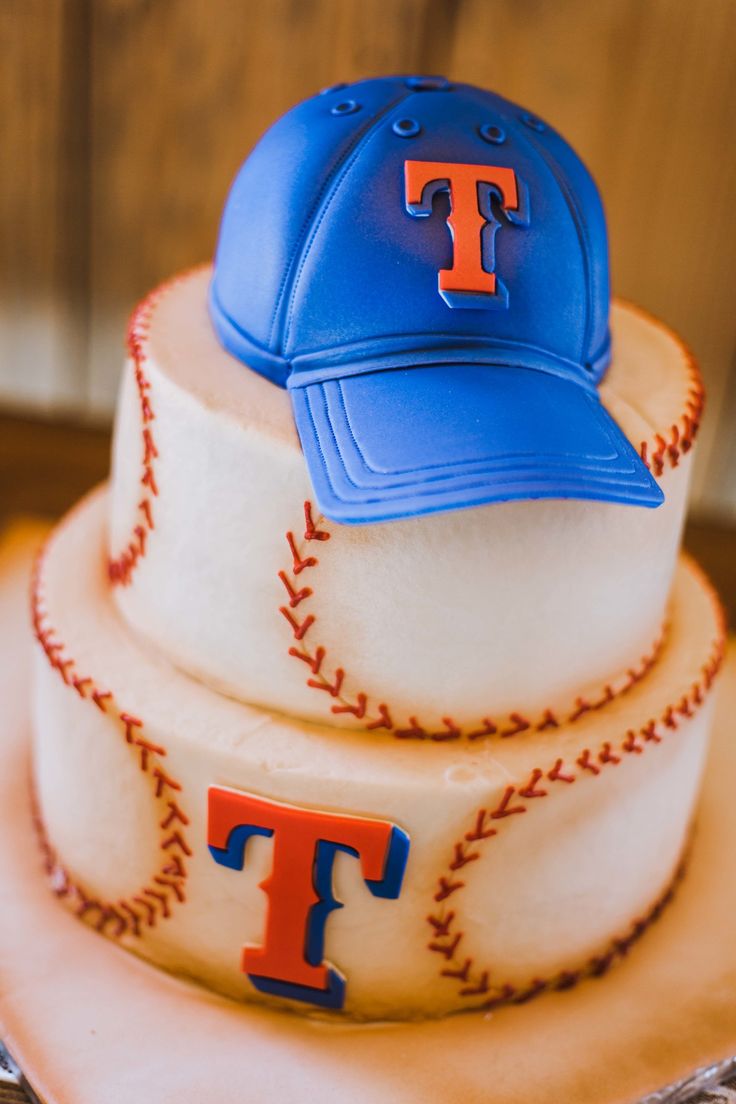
xmin=483 ymin=104 xmax=594 ymax=366
xmin=274 ymin=92 xmax=411 ymax=353
xmin=519 ymin=131 xmax=595 ymax=365
xmin=330 ymin=378 xmax=630 ymax=481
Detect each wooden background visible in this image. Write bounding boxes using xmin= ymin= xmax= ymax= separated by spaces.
xmin=1 ymin=0 xmax=735 ymax=520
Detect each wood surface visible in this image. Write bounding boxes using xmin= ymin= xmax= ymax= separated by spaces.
xmin=1 ymin=0 xmax=735 ymax=517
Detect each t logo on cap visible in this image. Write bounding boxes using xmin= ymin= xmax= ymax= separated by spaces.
xmin=405 ymin=160 xmax=529 ymax=310
xmin=208 ymin=785 xmax=410 ymax=1009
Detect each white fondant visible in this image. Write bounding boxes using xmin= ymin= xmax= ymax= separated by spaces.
xmin=109 ymin=270 xmax=697 ymax=732
xmin=32 ymin=489 xmax=721 ymax=1019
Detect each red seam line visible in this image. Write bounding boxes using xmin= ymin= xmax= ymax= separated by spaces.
xmin=108 ymin=271 xmax=203 ymax=587
xmin=424 ymin=598 xmax=724 ymax=1007
xmin=278 ymin=504 xmax=670 ymax=742
xmin=30 ymin=539 xmax=194 ymax=940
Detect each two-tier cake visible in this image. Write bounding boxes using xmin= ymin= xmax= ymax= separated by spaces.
xmin=30 ymin=76 xmax=725 ymax=1022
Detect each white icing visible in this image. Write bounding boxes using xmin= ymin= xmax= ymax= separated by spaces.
xmin=108 ymin=271 xmax=698 ymax=733
xmin=32 ymin=488 xmax=721 ymax=1019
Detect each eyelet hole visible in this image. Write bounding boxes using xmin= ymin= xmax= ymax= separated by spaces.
xmin=520 ymin=111 xmax=545 ymax=133
xmin=330 ymin=99 xmax=360 ymax=117
xmin=478 ymin=123 xmax=506 ymax=145
xmin=392 ymin=117 xmax=421 ymax=138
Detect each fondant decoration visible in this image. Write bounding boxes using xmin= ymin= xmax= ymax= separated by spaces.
xmin=111 ymin=270 xmax=701 ymax=733
xmin=404 ymin=160 xmax=528 ymax=308
xmin=208 ymin=786 xmax=410 ymax=1009
xmin=31 ymin=536 xmax=190 ymax=938
xmin=209 ymin=76 xmax=663 ymax=523
xmin=278 ymin=501 xmax=669 ymax=737
xmin=33 ymin=489 xmax=725 ymax=1018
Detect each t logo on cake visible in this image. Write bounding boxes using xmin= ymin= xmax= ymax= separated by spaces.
xmin=404 ymin=159 xmax=529 ymax=309
xmin=207 ymin=786 xmax=410 ymax=1009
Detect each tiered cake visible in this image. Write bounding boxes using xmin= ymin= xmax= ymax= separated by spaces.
xmin=30 ymin=77 xmax=724 ymax=1022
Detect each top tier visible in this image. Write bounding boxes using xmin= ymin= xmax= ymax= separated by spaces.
xmin=108 ymin=267 xmax=701 ymax=735
xmin=209 ymin=76 xmax=662 ymax=523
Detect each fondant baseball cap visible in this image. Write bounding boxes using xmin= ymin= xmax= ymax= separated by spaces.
xmin=210 ymin=75 xmax=663 ymax=524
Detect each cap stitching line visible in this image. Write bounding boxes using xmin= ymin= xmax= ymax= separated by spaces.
xmin=277 ymin=92 xmax=411 ymax=353
xmin=620 ymin=301 xmax=706 ymax=480
xmin=329 ymin=377 xmax=636 ymax=483
xmin=289 ymin=334 xmax=597 ymax=389
xmin=303 ymin=386 xmax=654 ymax=505
xmin=277 ymin=500 xmax=668 ymax=741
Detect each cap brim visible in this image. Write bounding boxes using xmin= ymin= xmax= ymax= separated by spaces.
xmin=289 ymin=364 xmax=664 ymax=524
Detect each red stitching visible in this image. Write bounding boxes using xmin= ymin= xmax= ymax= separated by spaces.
xmin=303 ymin=501 xmax=330 ymax=542
xmin=428 ymin=932 xmax=462 ymax=960
xmin=278 ymin=503 xmax=668 ymax=741
xmin=441 ymin=958 xmax=472 ymax=982
xmin=278 ymin=570 xmax=312 ymax=608
xmin=280 ymin=606 xmax=315 ymax=641
xmin=427 ymin=912 xmax=454 ymax=937
xmin=31 ymin=536 xmax=190 ymax=939
xmin=598 ymin=742 xmax=621 ymax=766
xmin=500 ymin=713 xmax=531 ymax=738
xmin=450 ymin=842 xmax=480 ymax=870
xmin=434 ymin=876 xmax=465 ymax=903
xmin=627 ymin=301 xmax=705 ymax=476
xmin=425 ymin=579 xmax=725 ymax=1009
xmin=308 ymin=667 xmax=344 ymax=695
xmin=468 ymin=719 xmax=498 ymax=739
xmin=490 ymin=787 xmax=526 ymax=819
xmin=518 ymin=769 xmax=547 ymax=799
xmin=107 ymin=267 xmax=206 ymax=588
xmin=577 ymin=749 xmax=600 ymax=775
xmin=395 ymin=717 xmax=428 ymax=740
xmin=159 ymin=801 xmax=190 ymax=830
xmin=464 ymin=810 xmax=497 ymax=842
xmin=332 ymin=693 xmax=367 ymax=719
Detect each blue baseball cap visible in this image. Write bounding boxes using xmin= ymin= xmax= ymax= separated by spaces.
xmin=210 ymin=75 xmax=663 ymax=524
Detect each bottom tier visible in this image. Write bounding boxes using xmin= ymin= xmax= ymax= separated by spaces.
xmin=30 ymin=488 xmax=725 ymax=1021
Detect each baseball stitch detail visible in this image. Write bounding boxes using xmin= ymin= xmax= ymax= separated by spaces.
xmin=278 ymin=502 xmax=667 ymax=741
xmin=624 ymin=301 xmax=706 ymax=477
xmin=31 ymin=546 xmax=191 ymax=939
xmin=107 ymin=266 xmax=206 ymax=588
xmin=427 ymin=856 xmax=688 ymax=1006
xmin=425 ymin=570 xmax=725 ymax=1009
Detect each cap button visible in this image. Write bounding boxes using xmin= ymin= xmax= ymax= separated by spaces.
xmin=405 ymin=75 xmax=451 ymax=91
xmin=520 ymin=111 xmax=546 ymax=133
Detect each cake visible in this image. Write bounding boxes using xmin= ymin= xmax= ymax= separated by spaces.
xmin=30 ymin=76 xmax=725 ymax=1023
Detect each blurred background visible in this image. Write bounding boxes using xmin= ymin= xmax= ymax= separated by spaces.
xmin=0 ymin=0 xmax=734 ymax=605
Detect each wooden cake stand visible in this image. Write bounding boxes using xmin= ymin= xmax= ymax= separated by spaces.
xmin=1 ymin=524 xmax=735 ymax=1104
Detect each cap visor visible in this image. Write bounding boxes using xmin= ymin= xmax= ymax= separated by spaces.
xmin=289 ymin=364 xmax=664 ymax=524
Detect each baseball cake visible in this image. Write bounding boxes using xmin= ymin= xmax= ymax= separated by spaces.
xmin=30 ymin=76 xmax=725 ymax=1022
